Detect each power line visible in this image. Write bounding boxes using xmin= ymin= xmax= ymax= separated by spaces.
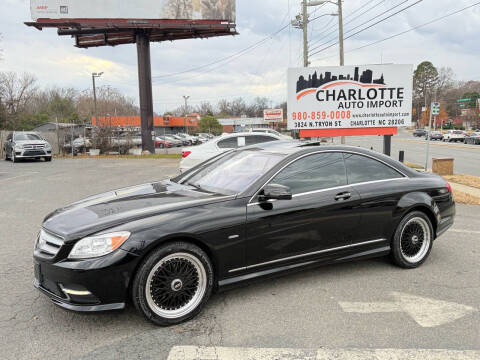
xmin=309 ymin=0 xmax=412 ymax=54
xmin=309 ymin=0 xmax=423 ymax=57
xmin=309 ymin=0 xmax=384 ymax=47
xmin=310 ymin=1 xmax=480 ymax=63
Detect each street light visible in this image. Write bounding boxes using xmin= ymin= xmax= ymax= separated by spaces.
xmin=183 ymin=95 xmax=190 ymax=134
xmin=92 ymin=72 xmax=103 ymax=126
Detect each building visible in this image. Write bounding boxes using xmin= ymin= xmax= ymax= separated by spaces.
xmin=218 ymin=117 xmax=272 ymax=133
xmin=92 ymin=114 xmax=200 ymax=135
xmin=33 ymin=122 xmax=86 ymax=137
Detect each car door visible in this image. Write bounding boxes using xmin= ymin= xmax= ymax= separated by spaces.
xmin=5 ymin=133 xmax=12 ymax=156
xmin=245 ymin=152 xmax=362 ymax=269
xmin=343 ymin=152 xmax=408 ymax=243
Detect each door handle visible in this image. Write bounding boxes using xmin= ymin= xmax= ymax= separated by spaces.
xmin=335 ymin=192 xmax=351 ymax=201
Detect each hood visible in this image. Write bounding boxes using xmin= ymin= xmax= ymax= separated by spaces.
xmin=43 ymin=180 xmax=231 ymax=241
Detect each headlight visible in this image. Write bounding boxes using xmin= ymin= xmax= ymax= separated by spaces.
xmin=14 ymin=144 xmax=23 ymax=151
xmin=68 ymin=231 xmax=130 ymax=259
xmin=45 ymin=143 xmax=52 ymax=150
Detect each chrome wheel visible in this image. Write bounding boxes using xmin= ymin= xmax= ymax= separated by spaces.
xmin=400 ymin=217 xmax=431 ymax=263
xmin=145 ymin=252 xmax=207 ymax=319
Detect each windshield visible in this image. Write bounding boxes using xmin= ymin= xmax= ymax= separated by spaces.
xmin=185 ymin=150 xmax=284 ymax=195
xmin=14 ymin=133 xmax=42 ymax=141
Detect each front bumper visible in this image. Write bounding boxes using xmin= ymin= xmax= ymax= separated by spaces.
xmin=34 ymin=248 xmax=140 ymax=312
xmin=16 ymin=149 xmax=51 ymax=158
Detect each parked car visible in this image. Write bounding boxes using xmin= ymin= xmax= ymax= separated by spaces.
xmin=170 ymin=134 xmax=189 ymax=146
xmin=164 ymin=136 xmax=183 ymax=147
xmin=180 ymin=132 xmax=282 ymax=172
xmin=249 ymin=128 xmax=293 ymax=139
xmin=425 ymin=131 xmax=443 ymax=141
xmin=154 ymin=137 xmax=173 ymax=149
xmin=413 ymin=129 xmax=427 ymax=137
xmin=443 ymin=130 xmax=465 ymax=142
xmin=464 ymin=132 xmax=480 ymax=145
xmin=3 ymin=131 xmax=52 ymax=162
xmin=33 ymin=141 xmax=455 ymax=326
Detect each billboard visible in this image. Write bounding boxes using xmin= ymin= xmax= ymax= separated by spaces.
xmin=287 ymin=64 xmax=413 ymax=130
xmin=263 ymin=109 xmax=284 ymax=123
xmin=31 ymin=0 xmax=236 ymax=21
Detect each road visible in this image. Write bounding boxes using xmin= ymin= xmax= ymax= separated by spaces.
xmin=332 ymin=129 xmax=480 ymax=175
xmin=0 ymin=158 xmax=478 ymax=360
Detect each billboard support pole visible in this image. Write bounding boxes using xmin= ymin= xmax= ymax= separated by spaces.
xmin=136 ymin=31 xmax=155 ymax=154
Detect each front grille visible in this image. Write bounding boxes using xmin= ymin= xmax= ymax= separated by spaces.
xmin=36 ymin=230 xmax=64 ymax=259
xmin=23 ymin=150 xmax=45 ymax=156
xmin=24 ymin=144 xmax=45 ymax=150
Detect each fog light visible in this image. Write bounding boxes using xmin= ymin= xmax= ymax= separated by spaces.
xmin=59 ymin=284 xmax=92 ymax=296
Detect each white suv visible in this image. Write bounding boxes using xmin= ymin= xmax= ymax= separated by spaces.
xmin=443 ymin=130 xmax=465 ymax=142
xmin=180 ymin=132 xmax=282 ymax=172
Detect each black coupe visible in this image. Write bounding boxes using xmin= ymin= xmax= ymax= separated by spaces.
xmin=34 ymin=141 xmax=455 ymax=325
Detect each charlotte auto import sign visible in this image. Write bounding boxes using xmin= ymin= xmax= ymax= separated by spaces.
xmin=287 ymin=64 xmax=413 ymax=130
xmin=264 ymin=109 xmax=284 ymax=122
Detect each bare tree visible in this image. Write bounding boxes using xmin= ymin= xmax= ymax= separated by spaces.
xmin=0 ymin=72 xmax=37 ymax=129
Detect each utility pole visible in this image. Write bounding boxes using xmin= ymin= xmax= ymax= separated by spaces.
xmin=338 ymin=0 xmax=344 ymax=67
xmin=302 ymin=0 xmax=308 ymax=67
xmin=183 ymin=95 xmax=190 ymax=134
xmin=92 ymin=72 xmax=103 ymax=126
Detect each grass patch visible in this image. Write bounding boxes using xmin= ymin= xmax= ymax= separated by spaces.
xmin=55 ymin=154 xmax=182 ymax=160
xmin=443 ymin=174 xmax=480 ymax=190
xmin=452 ymin=189 xmax=480 ymax=205
xmin=404 ymin=161 xmax=424 ymax=170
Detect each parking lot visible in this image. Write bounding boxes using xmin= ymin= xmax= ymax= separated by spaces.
xmin=0 ymin=158 xmax=479 ymax=360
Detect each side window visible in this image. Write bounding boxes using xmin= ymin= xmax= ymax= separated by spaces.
xmin=344 ymin=153 xmax=403 ymax=184
xmin=245 ymin=135 xmax=277 ymax=146
xmin=217 ymin=137 xmax=238 ymax=149
xmin=271 ymin=152 xmax=347 ymax=195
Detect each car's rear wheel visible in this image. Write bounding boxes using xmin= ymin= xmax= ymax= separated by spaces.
xmin=132 ymin=242 xmax=214 ymax=326
xmin=391 ymin=211 xmax=433 ymax=268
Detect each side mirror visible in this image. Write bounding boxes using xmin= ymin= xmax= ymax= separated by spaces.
xmin=259 ymin=184 xmax=292 ymax=201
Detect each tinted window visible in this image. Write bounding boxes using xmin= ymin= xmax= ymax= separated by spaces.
xmin=344 ymin=153 xmax=402 ymax=184
xmin=245 ymin=135 xmax=277 ymax=146
xmin=271 ymin=152 xmax=347 ymax=195
xmin=217 ymin=137 xmax=238 ymax=149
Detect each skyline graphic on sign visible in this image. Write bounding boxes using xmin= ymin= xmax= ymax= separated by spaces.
xmin=296 ymin=67 xmax=386 ymax=93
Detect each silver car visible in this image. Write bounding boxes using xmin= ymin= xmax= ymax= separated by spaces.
xmin=3 ymin=132 xmax=52 ymax=162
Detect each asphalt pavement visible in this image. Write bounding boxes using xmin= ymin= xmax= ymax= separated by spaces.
xmin=332 ymin=128 xmax=480 ymax=175
xmin=0 ymin=158 xmax=478 ymax=360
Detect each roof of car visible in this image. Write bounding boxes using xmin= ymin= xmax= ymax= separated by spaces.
xmin=240 ymin=140 xmax=417 ymax=176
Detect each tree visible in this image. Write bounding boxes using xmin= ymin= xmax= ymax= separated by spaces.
xmin=413 ymin=62 xmax=439 ymax=122
xmin=0 ymin=72 xmax=37 ymax=129
xmin=195 ymin=101 xmax=214 ymax=116
xmin=199 ymin=115 xmax=222 ymax=135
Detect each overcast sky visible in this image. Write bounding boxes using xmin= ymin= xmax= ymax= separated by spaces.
xmin=1 ymin=0 xmax=480 ymax=113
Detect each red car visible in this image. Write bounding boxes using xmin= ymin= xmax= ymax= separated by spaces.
xmin=155 ymin=137 xmax=173 ymax=149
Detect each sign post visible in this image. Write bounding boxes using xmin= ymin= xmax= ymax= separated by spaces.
xmin=425 ymin=101 xmax=440 ymax=170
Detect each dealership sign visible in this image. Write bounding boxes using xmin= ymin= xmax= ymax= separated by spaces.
xmin=287 ymin=64 xmax=413 ymax=130
xmin=264 ymin=109 xmax=284 ymax=122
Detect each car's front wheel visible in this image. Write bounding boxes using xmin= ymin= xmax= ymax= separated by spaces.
xmin=132 ymin=242 xmax=214 ymax=326
xmin=391 ymin=211 xmax=433 ymax=268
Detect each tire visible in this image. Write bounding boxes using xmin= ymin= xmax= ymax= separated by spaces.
xmin=391 ymin=211 xmax=433 ymax=269
xmin=12 ymin=151 xmax=16 ymax=163
xmin=45 ymin=157 xmax=52 ymax=162
xmin=132 ymin=242 xmax=214 ymax=326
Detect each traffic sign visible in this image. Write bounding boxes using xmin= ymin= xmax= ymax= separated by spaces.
xmin=432 ymin=102 xmax=440 ymax=116
xmin=457 ymin=98 xmax=471 ymax=103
